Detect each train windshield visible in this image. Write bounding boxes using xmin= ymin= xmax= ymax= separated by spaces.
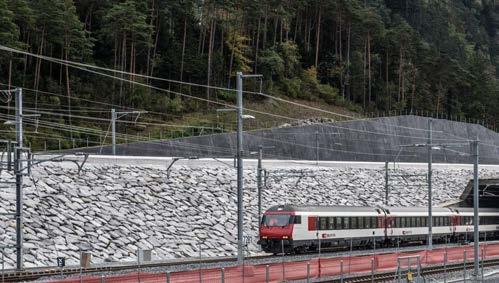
xmin=262 ymin=215 xmax=291 ymax=227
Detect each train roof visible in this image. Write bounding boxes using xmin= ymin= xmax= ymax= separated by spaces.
xmin=453 ymin=207 xmax=499 ymax=213
xmin=383 ymin=207 xmax=452 ymax=213
xmin=267 ymin=205 xmax=380 ymax=213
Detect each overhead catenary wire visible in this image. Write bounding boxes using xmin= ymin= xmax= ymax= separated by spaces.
xmin=0 ymin=105 xmax=224 ymax=130
xmin=1 ymin=45 xmax=492 ymax=151
xmin=0 ymin=45 xmax=471 ymax=136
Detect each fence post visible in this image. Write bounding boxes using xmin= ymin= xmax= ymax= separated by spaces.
xmin=166 ymin=272 xmax=170 ymax=283
xmin=444 ymin=251 xmax=447 ymax=283
xmin=340 ymin=260 xmax=344 ymax=283
xmin=281 ymin=239 xmax=285 ymax=281
xmin=265 ymin=265 xmax=269 ymax=283
xmin=371 ymin=258 xmax=375 ymax=283
xmin=221 ymin=268 xmax=225 ymax=283
xmin=463 ymin=250 xmax=467 ymax=283
xmin=307 ymin=262 xmax=310 ymax=283
xmin=100 ymin=275 xmax=105 ymax=283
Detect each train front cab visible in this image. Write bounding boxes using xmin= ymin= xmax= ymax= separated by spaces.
xmin=258 ymin=210 xmax=298 ymax=254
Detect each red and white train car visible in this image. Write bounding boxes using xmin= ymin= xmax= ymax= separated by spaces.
xmin=259 ymin=204 xmax=499 ymax=254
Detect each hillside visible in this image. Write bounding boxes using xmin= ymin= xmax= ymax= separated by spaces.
xmin=0 ymin=0 xmax=497 ymax=150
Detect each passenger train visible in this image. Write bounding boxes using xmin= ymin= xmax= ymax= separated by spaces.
xmin=258 ymin=205 xmax=499 ymax=254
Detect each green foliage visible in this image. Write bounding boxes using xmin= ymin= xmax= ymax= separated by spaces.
xmin=0 ymin=0 xmax=497 ymax=150
xmin=0 ymin=0 xmax=19 ymax=49
xmin=258 ymin=48 xmax=285 ymax=80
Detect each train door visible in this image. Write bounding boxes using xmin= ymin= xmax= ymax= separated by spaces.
xmin=385 ymin=216 xmax=394 ymax=237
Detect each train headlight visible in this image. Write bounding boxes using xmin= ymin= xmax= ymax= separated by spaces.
xmin=283 ymin=236 xmax=288 ymax=239
xmin=262 ymin=236 xmax=267 ymax=239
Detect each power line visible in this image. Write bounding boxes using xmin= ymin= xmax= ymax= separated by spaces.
xmin=0 ymin=45 xmax=463 ymax=134
xmin=0 ymin=46 xmax=488 ymax=145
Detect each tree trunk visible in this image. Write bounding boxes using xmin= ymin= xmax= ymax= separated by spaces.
xmin=200 ymin=25 xmax=206 ymax=55
xmin=228 ymin=29 xmax=236 ymax=88
xmin=397 ymin=45 xmax=404 ymax=102
xmin=65 ymin=45 xmax=73 ymax=140
xmin=129 ymin=40 xmax=135 ymax=89
xmin=279 ymin=17 xmax=283 ymax=42
xmin=273 ymin=17 xmax=278 ymax=46
xmin=314 ymin=7 xmax=321 ymax=68
xmin=263 ymin=5 xmax=268 ymax=49
xmin=33 ymin=28 xmax=45 ymax=111
xmin=146 ymin=0 xmax=155 ymax=84
xmin=255 ymin=17 xmax=261 ymax=73
xmin=180 ymin=17 xmax=187 ymax=81
xmin=293 ymin=13 xmax=300 ymax=42
xmin=363 ymin=38 xmax=366 ymax=108
xmin=119 ymin=33 xmax=126 ymax=106
xmin=386 ymin=48 xmax=390 ymax=110
xmin=150 ymin=13 xmax=161 ymax=79
xmin=367 ymin=31 xmax=372 ymax=104
xmin=339 ymin=11 xmax=342 ymax=62
xmin=411 ymin=65 xmax=417 ymax=112
xmin=346 ymin=21 xmax=351 ymax=99
xmin=206 ymin=19 xmax=215 ymax=107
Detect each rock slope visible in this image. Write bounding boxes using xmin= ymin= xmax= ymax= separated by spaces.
xmin=0 ymin=161 xmax=496 ymax=268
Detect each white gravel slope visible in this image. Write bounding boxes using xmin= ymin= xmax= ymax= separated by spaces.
xmin=0 ymin=159 xmax=497 ymax=268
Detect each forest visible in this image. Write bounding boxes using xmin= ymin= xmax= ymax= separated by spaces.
xmin=0 ymin=0 xmax=498 ymax=149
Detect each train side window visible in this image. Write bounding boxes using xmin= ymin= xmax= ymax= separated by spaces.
xmin=395 ymin=217 xmax=400 ymax=228
xmin=319 ymin=217 xmax=328 ymax=230
xmin=358 ymin=217 xmax=364 ymax=229
xmin=399 ymin=217 xmax=404 ymax=228
xmin=351 ymin=217 xmax=357 ymax=229
xmin=421 ymin=217 xmax=426 ymax=227
xmin=372 ymin=217 xmax=377 ymax=228
xmin=336 ymin=217 xmax=342 ymax=230
xmin=415 ymin=217 xmax=421 ymax=227
xmin=328 ymin=217 xmax=335 ymax=230
xmin=343 ymin=217 xmax=350 ymax=229
xmin=294 ymin=216 xmax=302 ymax=224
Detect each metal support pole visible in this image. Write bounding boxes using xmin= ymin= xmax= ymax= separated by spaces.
xmin=472 ymin=139 xmax=480 ymax=279
xmin=166 ymin=272 xmax=170 ymax=283
xmin=315 ymin=129 xmax=319 ymax=166
xmin=15 ymin=88 xmax=23 ymax=271
xmin=265 ymin=265 xmax=269 ymax=283
xmin=236 ymin=72 xmax=244 ymax=264
xmin=257 ymin=145 xmax=263 ymax=225
xmin=7 ymin=141 xmax=11 ymax=171
xmin=427 ymin=118 xmax=433 ymax=250
xmin=111 ymin=109 xmax=116 ymax=155
xmin=385 ymin=161 xmax=389 ymax=205
xmin=221 ymin=268 xmax=225 ymax=283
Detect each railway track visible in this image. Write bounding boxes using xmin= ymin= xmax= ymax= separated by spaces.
xmin=322 ymin=258 xmax=499 ymax=283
